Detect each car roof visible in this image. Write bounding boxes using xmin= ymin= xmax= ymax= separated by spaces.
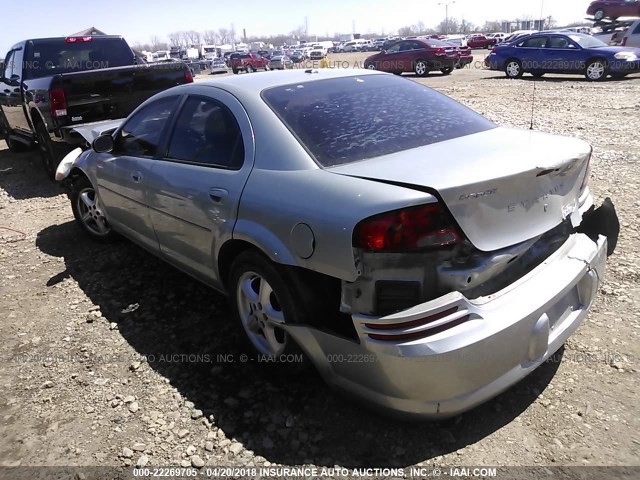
xmin=191 ymin=68 xmax=383 ymax=96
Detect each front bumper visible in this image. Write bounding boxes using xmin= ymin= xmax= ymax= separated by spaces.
xmin=610 ymin=59 xmax=640 ymax=74
xmin=287 ymin=232 xmax=608 ymax=419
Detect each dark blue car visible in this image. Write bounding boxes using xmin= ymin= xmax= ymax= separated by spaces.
xmin=487 ymin=32 xmax=640 ymax=81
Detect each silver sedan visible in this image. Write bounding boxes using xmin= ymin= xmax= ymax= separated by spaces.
xmin=268 ymin=55 xmax=293 ymax=70
xmin=56 ymin=69 xmax=618 ymax=418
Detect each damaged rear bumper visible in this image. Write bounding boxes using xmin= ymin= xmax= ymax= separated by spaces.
xmin=286 ymin=232 xmax=608 ymax=419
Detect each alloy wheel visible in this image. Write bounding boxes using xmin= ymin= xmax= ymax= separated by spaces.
xmin=506 ymin=61 xmax=521 ymax=78
xmin=414 ymin=61 xmax=428 ymax=76
xmin=75 ymin=187 xmax=111 ymax=236
xmin=586 ymin=61 xmax=606 ymax=81
xmin=236 ymin=271 xmax=287 ymax=356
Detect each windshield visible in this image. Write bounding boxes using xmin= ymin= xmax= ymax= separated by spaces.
xmin=262 ymin=75 xmax=496 ymax=167
xmin=568 ymin=33 xmax=607 ymax=48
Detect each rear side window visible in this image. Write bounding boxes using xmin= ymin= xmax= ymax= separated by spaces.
xmin=166 ymin=96 xmax=244 ymax=169
xmin=519 ymin=37 xmax=548 ymax=48
xmin=25 ymin=39 xmax=134 ymax=78
xmin=115 ymin=96 xmax=179 ymax=157
xmin=262 ymin=75 xmax=495 ymax=167
xmin=634 ymin=23 xmax=640 ymax=34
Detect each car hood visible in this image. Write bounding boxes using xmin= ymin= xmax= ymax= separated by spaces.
xmin=588 ymin=45 xmax=640 ymax=55
xmin=329 ymin=127 xmax=591 ymax=252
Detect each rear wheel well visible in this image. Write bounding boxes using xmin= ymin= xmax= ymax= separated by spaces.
xmin=30 ymin=109 xmax=45 ymax=130
xmin=218 ymin=239 xmax=357 ymax=340
xmin=217 ymin=240 xmax=258 ymax=289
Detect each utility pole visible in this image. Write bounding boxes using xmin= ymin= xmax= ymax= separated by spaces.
xmin=438 ymin=1 xmax=455 ymax=35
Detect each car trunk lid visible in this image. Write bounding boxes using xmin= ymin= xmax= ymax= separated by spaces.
xmin=329 ymin=127 xmax=591 ymax=252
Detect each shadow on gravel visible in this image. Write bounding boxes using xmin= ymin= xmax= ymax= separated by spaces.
xmin=36 ymin=220 xmax=562 ymax=468
xmin=0 ymin=147 xmax=61 ymax=199
xmin=487 ymin=74 xmax=637 ymax=83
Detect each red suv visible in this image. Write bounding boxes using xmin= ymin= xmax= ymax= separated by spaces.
xmin=587 ymin=0 xmax=640 ymax=21
xmin=364 ymin=38 xmax=458 ymax=76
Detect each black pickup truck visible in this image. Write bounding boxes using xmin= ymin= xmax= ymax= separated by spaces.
xmin=0 ymin=35 xmax=193 ymax=178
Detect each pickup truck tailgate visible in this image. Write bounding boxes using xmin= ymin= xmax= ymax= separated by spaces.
xmin=53 ymin=63 xmax=189 ymax=125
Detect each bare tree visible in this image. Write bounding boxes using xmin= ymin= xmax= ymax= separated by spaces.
xmin=218 ymin=28 xmax=231 ymax=44
xmin=202 ymin=30 xmax=218 ymax=44
xmin=459 ymin=19 xmax=476 ymax=34
xmin=289 ymin=25 xmax=306 ymax=40
xmin=398 ymin=25 xmax=416 ymax=37
xmin=184 ymin=30 xmax=201 ymax=47
xmin=481 ymin=21 xmax=503 ymax=33
xmin=168 ymin=32 xmax=182 ymax=48
xmin=150 ymin=35 xmax=169 ymax=51
xmin=437 ymin=17 xmax=460 ymax=34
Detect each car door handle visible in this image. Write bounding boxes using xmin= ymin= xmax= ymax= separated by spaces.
xmin=209 ymin=188 xmax=228 ymax=203
xmin=131 ymin=171 xmax=143 ymax=183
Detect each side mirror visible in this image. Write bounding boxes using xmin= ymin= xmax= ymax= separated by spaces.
xmin=8 ymin=74 xmax=20 ymax=87
xmin=381 ymin=49 xmax=387 ymax=54
xmin=92 ymin=134 xmax=114 ymax=153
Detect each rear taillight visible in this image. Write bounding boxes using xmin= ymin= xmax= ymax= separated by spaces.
xmin=490 ymin=46 xmax=497 ymax=53
xmin=353 ymin=203 xmax=462 ymax=252
xmin=621 ymin=37 xmax=627 ymax=46
xmin=434 ymin=47 xmax=446 ymax=55
xmin=184 ymin=70 xmax=194 ymax=83
xmin=49 ymin=89 xmax=67 ymax=118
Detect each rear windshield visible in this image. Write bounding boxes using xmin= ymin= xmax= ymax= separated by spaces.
xmin=25 ymin=38 xmax=134 ymax=79
xmin=262 ymin=75 xmax=495 ymax=167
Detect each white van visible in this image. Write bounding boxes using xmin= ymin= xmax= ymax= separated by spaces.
xmin=621 ymin=20 xmax=640 ymax=47
xmin=342 ymin=39 xmax=368 ymax=52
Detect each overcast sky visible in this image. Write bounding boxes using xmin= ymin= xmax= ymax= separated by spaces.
xmin=1 ymin=0 xmax=592 ymax=53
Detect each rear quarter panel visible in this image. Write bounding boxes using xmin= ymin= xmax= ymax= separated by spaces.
xmin=230 ymin=85 xmax=436 ymax=281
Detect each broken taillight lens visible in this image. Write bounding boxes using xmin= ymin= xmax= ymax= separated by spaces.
xmin=580 ymin=157 xmax=591 ymax=192
xmin=353 ymin=203 xmax=462 ymax=252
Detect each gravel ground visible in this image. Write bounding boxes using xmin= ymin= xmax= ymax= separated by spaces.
xmin=0 ymin=53 xmax=639 ymax=472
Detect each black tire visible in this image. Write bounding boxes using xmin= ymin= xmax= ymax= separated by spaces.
xmin=1 ymin=115 xmax=29 ymax=153
xmin=365 ymin=62 xmax=376 ymax=70
xmin=34 ymin=120 xmax=61 ymax=180
xmin=232 ymin=68 xmax=239 ymax=74
xmin=70 ymin=175 xmax=115 ymax=241
xmin=246 ymin=65 xmax=255 ymax=73
xmin=413 ymin=59 xmax=429 ymax=77
xmin=585 ymin=59 xmax=608 ymax=81
xmin=594 ymin=9 xmax=605 ymax=21
xmin=228 ymin=250 xmax=308 ymax=370
xmin=505 ymin=58 xmax=523 ymax=79
xmin=441 ymin=67 xmax=453 ymax=75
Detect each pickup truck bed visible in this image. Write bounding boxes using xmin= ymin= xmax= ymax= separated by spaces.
xmin=0 ymin=35 xmax=192 ymax=178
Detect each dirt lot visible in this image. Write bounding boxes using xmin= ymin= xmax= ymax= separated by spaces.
xmin=0 ymin=52 xmax=639 ymax=473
